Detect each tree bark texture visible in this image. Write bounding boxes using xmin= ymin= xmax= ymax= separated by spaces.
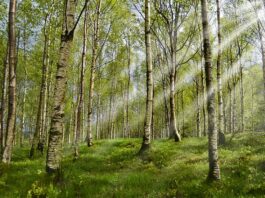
xmin=46 ymin=0 xmax=77 ymax=173
xmin=216 ymin=0 xmax=225 ymax=145
xmin=201 ymin=0 xmax=220 ymax=180
xmin=139 ymin=0 xmax=153 ymax=153
xmin=2 ymin=0 xmax=17 ymax=164
xmin=0 ymin=47 xmax=9 ymax=153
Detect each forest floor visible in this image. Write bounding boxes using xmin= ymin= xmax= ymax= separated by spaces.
xmin=0 ymin=132 xmax=265 ymax=197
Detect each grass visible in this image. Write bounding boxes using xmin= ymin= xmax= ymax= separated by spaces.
xmin=0 ymin=132 xmax=265 ymax=197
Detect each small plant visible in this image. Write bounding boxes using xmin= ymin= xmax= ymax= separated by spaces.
xmin=27 ymin=181 xmax=46 ymax=198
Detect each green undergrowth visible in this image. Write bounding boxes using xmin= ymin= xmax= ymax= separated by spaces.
xmin=1 ymin=132 xmax=265 ymax=197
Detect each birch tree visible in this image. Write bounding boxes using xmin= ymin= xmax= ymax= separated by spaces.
xmin=201 ymin=0 xmax=220 ymax=180
xmin=46 ymin=0 xmax=87 ymax=173
xmin=139 ymin=0 xmax=153 ymax=153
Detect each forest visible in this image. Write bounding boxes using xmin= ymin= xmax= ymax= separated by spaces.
xmin=0 ymin=0 xmax=265 ymax=197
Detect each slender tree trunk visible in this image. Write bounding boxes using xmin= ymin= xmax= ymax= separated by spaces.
xmin=201 ymin=0 xmax=220 ymax=180
xmin=20 ymin=86 xmax=26 ymax=147
xmin=201 ymin=62 xmax=207 ymax=136
xmin=239 ymin=62 xmax=244 ymax=132
xmin=232 ymin=80 xmax=236 ymax=133
xmin=96 ymin=93 xmax=100 ymax=139
xmin=176 ymin=91 xmax=180 ymax=136
xmin=223 ymin=94 xmax=227 ymax=134
xmin=162 ymin=76 xmax=170 ymax=137
xmin=181 ymin=90 xmax=185 ymax=137
xmin=169 ymin=57 xmax=181 ymax=142
xmin=216 ymin=0 xmax=225 ymax=145
xmin=82 ymin=100 xmax=85 ymax=141
xmin=152 ymin=82 xmax=155 ymax=140
xmin=126 ymin=37 xmax=131 ymax=138
xmin=19 ymin=27 xmax=29 ymax=148
xmin=169 ymin=75 xmax=175 ymax=137
xmin=13 ymin=30 xmax=20 ymax=147
xmin=139 ymin=0 xmax=153 ymax=153
xmin=251 ymin=83 xmax=254 ymax=132
xmin=41 ymin=38 xmax=50 ymax=145
xmin=0 ymin=47 xmax=9 ymax=153
xmin=46 ymin=0 xmax=78 ymax=173
xmin=195 ymin=69 xmax=201 ymax=137
xmin=108 ymin=83 xmax=113 ymax=139
xmin=236 ymin=39 xmax=244 ymax=133
xmin=87 ymin=0 xmax=101 ymax=146
xmin=228 ymin=83 xmax=232 ymax=133
xmin=137 ymin=91 xmax=141 ymax=138
xmin=73 ymin=67 xmax=80 ymax=146
xmin=30 ymin=15 xmax=50 ymax=158
xmin=2 ymin=0 xmax=17 ymax=164
xmin=257 ymin=22 xmax=265 ymax=120
xmin=110 ymin=82 xmax=116 ymax=139
xmin=74 ymin=7 xmax=87 ymax=159
xmin=122 ymin=84 xmax=126 ymax=138
xmin=45 ymin=61 xmax=53 ymax=146
xmin=68 ymin=103 xmax=74 ymax=145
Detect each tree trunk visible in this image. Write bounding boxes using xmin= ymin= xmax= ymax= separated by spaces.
xmin=126 ymin=36 xmax=131 ymax=138
xmin=122 ymin=84 xmax=126 ymax=138
xmin=201 ymin=62 xmax=207 ymax=136
xmin=181 ymin=90 xmax=185 ymax=137
xmin=232 ymin=80 xmax=236 ymax=133
xmin=19 ymin=27 xmax=29 ymax=148
xmin=236 ymin=39 xmax=244 ymax=133
xmin=201 ymin=0 xmax=220 ymax=180
xmin=20 ymin=86 xmax=26 ymax=147
xmin=41 ymin=37 xmax=50 ymax=145
xmin=162 ymin=75 xmax=170 ymax=137
xmin=139 ymin=0 xmax=153 ymax=153
xmin=108 ymin=82 xmax=113 ymax=139
xmin=45 ymin=60 xmax=53 ymax=146
xmin=74 ymin=7 xmax=87 ymax=159
xmin=2 ymin=0 xmax=17 ymax=164
xmin=251 ymin=83 xmax=254 ymax=132
xmin=46 ymin=0 xmax=78 ymax=173
xmin=87 ymin=0 xmax=101 ymax=147
xmin=216 ymin=0 xmax=225 ymax=145
xmin=228 ymin=82 xmax=232 ymax=133
xmin=195 ymin=68 xmax=201 ymax=137
xmin=0 ymin=47 xmax=9 ymax=153
xmin=239 ymin=61 xmax=244 ymax=132
xmin=152 ymin=82 xmax=155 ymax=140
xmin=96 ymin=93 xmax=100 ymax=139
xmin=169 ymin=56 xmax=181 ymax=142
xmin=258 ymin=22 xmax=265 ymax=120
xmin=30 ymin=15 xmax=50 ymax=158
xmin=223 ymin=93 xmax=227 ymax=134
